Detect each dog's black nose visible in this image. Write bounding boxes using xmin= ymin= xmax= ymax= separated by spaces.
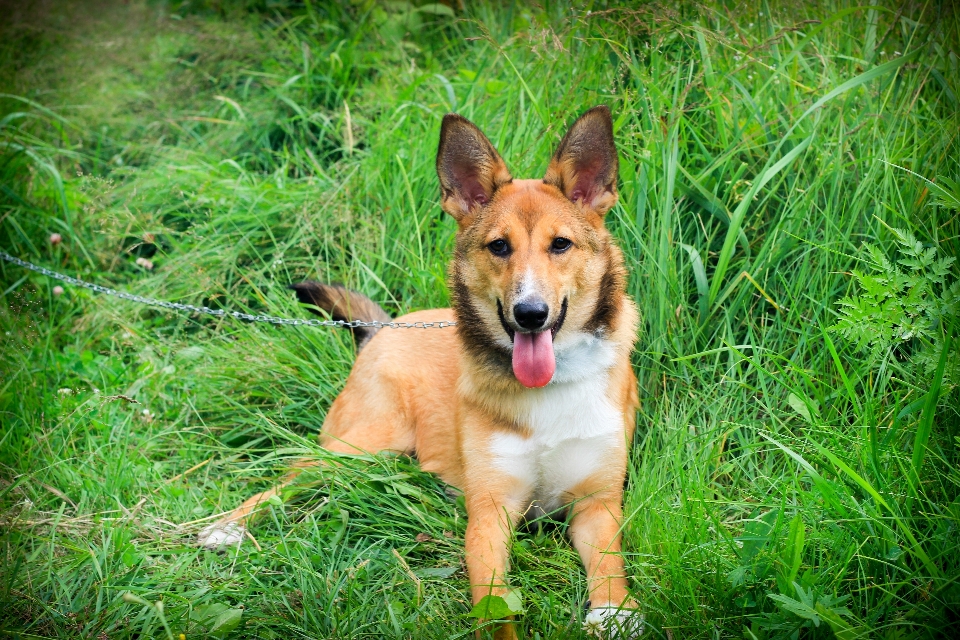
xmin=513 ymin=301 xmax=549 ymax=330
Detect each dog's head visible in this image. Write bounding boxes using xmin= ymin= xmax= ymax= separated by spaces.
xmin=438 ymin=106 xmax=627 ymax=389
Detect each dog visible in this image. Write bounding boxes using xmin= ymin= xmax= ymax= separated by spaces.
xmin=198 ymin=105 xmax=642 ymax=638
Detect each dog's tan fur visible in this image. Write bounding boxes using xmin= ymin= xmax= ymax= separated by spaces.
xmin=200 ymin=106 xmax=640 ymax=638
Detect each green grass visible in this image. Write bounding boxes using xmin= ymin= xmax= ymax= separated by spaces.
xmin=1 ymin=0 xmax=958 ymax=638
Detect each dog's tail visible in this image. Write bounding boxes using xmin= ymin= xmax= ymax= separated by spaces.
xmin=290 ymin=282 xmax=391 ymax=350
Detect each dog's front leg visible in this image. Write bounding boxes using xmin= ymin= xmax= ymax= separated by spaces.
xmin=464 ymin=486 xmax=526 ymax=640
xmin=568 ymin=492 xmax=643 ymax=636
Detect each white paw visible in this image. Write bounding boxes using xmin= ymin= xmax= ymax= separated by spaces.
xmin=198 ymin=522 xmax=245 ymax=550
xmin=583 ymin=605 xmax=644 ymax=638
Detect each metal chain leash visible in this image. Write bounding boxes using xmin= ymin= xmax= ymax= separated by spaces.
xmin=0 ymin=250 xmax=456 ymax=329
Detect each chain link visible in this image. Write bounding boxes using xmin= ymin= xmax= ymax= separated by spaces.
xmin=1 ymin=250 xmax=456 ymax=329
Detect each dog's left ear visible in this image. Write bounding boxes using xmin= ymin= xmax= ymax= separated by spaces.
xmin=543 ymin=105 xmax=619 ymax=215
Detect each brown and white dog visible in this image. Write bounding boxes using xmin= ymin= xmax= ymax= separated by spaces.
xmin=199 ymin=106 xmax=641 ymax=638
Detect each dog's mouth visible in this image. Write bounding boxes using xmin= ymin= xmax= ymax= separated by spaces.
xmin=497 ymin=299 xmax=567 ymax=388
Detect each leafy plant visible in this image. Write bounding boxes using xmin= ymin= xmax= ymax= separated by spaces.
xmin=189 ymin=602 xmax=244 ymax=639
xmin=748 ymin=581 xmax=866 ymax=640
xmin=467 ymin=589 xmax=524 ymax=620
xmin=832 ymin=228 xmax=959 ymax=381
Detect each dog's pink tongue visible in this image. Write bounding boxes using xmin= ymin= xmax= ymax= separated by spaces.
xmin=512 ymin=331 xmax=555 ymax=388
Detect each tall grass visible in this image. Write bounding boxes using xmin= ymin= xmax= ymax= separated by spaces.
xmin=1 ymin=1 xmax=958 ymax=637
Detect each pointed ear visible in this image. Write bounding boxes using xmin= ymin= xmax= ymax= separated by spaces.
xmin=436 ymin=114 xmax=512 ymax=222
xmin=543 ymin=105 xmax=619 ymax=215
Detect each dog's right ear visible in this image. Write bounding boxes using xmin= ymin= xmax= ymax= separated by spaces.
xmin=436 ymin=114 xmax=512 ymax=222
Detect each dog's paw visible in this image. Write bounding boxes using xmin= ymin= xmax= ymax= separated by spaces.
xmin=583 ymin=605 xmax=644 ymax=638
xmin=198 ymin=521 xmax=245 ymax=550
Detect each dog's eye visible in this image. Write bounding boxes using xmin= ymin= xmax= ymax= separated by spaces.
xmin=551 ymin=237 xmax=573 ymax=253
xmin=488 ymin=239 xmax=510 ymax=256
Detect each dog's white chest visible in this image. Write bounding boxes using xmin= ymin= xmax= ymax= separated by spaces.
xmin=488 ymin=356 xmax=623 ymax=512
